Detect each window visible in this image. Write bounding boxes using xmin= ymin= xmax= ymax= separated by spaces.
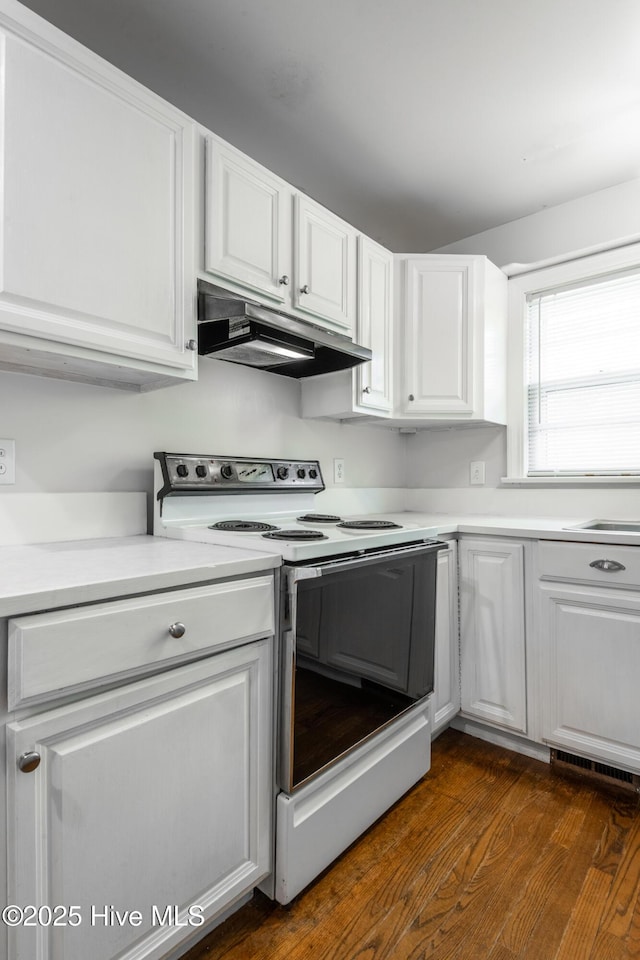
xmin=506 ymin=242 xmax=640 ymax=483
xmin=526 ymin=268 xmax=640 ymax=476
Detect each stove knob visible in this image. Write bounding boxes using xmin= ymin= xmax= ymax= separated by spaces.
xmin=176 ymin=464 xmax=189 ymax=478
xmin=220 ymin=464 xmax=234 ymax=480
xmin=195 ymin=464 xmax=207 ymax=478
xmin=308 ymin=468 xmax=318 ymax=479
xmin=277 ymin=466 xmax=289 ymax=480
xmin=297 ymin=468 xmax=306 ymax=479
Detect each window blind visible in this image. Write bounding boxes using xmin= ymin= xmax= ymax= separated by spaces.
xmin=526 ymin=267 xmax=640 ymax=476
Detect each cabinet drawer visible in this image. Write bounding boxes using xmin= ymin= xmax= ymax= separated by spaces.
xmin=539 ymin=541 xmax=640 ymax=588
xmin=8 ymin=575 xmax=274 ymax=709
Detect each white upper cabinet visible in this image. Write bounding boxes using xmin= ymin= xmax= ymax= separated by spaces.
xmin=354 ymin=236 xmax=393 ymax=413
xmin=301 ymin=235 xmax=393 ymax=420
xmin=293 ymin=194 xmax=357 ymax=335
xmin=203 ymin=137 xmax=357 ymax=337
xmin=0 ymin=3 xmax=197 ymax=390
xmin=205 ymin=136 xmax=292 ymax=304
xmin=395 ymin=254 xmax=507 ymax=423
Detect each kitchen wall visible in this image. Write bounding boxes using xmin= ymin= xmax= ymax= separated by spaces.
xmin=4 ymin=176 xmax=640 ymax=527
xmin=403 ymin=176 xmax=640 ymax=518
xmin=431 ymin=177 xmax=640 ymax=269
xmin=0 ymin=358 xmax=405 ymax=525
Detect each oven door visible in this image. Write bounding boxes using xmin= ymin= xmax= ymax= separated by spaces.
xmin=280 ymin=540 xmax=444 ymax=792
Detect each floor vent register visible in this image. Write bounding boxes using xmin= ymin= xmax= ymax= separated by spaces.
xmin=551 ymin=749 xmax=640 ymax=796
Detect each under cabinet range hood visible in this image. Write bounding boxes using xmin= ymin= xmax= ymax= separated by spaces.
xmin=197 ymin=281 xmax=372 ymax=378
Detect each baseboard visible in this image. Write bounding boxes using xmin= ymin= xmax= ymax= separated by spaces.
xmin=450 ymin=716 xmax=551 ymax=763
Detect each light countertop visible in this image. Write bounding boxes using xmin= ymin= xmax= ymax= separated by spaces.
xmin=372 ymin=512 xmax=640 ymax=545
xmin=0 ymin=536 xmax=279 ymax=619
xmin=385 ymin=510 xmax=640 ymax=547
xmin=3 ymin=516 xmax=640 ymax=619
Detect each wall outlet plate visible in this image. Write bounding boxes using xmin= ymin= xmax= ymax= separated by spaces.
xmin=470 ymin=460 xmax=485 ymax=485
xmin=0 ymin=439 xmax=15 ymax=484
xmin=333 ymin=458 xmax=345 ymax=483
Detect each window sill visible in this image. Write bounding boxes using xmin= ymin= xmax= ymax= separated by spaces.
xmin=501 ymin=476 xmax=640 ymax=487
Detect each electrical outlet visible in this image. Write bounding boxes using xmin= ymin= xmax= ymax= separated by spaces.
xmin=333 ymin=458 xmax=345 ymax=483
xmin=470 ymin=460 xmax=485 ymax=485
xmin=0 ymin=439 xmax=16 ymax=484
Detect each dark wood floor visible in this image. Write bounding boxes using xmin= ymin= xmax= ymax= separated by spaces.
xmin=184 ymin=729 xmax=640 ymax=959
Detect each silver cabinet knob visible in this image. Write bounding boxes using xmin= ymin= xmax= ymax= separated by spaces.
xmin=168 ymin=622 xmax=186 ymax=638
xmin=589 ymin=559 xmax=626 ymax=572
xmin=362 ymin=386 xmax=371 ymax=394
xmin=300 ymin=284 xmax=310 ymax=295
xmin=279 ymin=275 xmax=290 ymax=286
xmin=185 ymin=339 xmax=197 ymax=351
xmin=18 ymin=752 xmax=41 ymax=773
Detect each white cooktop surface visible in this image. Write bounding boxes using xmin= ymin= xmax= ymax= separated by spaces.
xmin=156 ymin=497 xmax=440 ymax=561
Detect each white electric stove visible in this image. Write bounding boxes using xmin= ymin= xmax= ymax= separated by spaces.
xmin=153 ymin=451 xmax=443 ymax=904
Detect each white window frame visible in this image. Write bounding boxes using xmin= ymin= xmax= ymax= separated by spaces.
xmin=504 ymin=241 xmax=640 ymax=485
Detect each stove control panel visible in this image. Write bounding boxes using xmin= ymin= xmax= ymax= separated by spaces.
xmin=154 ymin=453 xmax=324 ymax=496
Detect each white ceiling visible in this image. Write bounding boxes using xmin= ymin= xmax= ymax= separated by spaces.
xmin=18 ymin=0 xmax=640 ymax=251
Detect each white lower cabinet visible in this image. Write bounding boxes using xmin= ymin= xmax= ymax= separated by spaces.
xmin=537 ymin=541 xmax=640 ymax=772
xmin=7 ymin=643 xmax=272 ymax=960
xmin=3 ymin=573 xmax=275 ymax=960
xmin=459 ymin=538 xmax=527 ymax=734
xmin=431 ymin=540 xmax=460 ymax=736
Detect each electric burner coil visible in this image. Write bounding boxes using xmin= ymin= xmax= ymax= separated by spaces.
xmin=337 ymin=520 xmax=402 ymax=530
xmin=297 ymin=513 xmax=342 ymax=523
xmin=209 ymin=520 xmax=279 ymax=533
xmin=262 ymin=529 xmax=328 ymax=541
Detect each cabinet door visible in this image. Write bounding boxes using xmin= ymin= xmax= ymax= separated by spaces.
xmin=459 ymin=539 xmax=527 ymax=733
xmin=0 ymin=16 xmax=195 ymax=379
xmin=354 ymin=236 xmax=393 ymax=414
xmin=401 ymin=257 xmax=477 ymax=416
xmin=293 ymin=195 xmax=356 ymax=334
xmin=205 ymin=137 xmax=292 ymax=303
xmin=6 ymin=642 xmax=272 ymax=960
xmin=538 ymin=582 xmax=640 ymax=771
xmin=432 ymin=541 xmax=460 ymax=735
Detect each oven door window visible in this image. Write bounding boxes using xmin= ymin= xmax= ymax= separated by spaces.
xmin=290 ymin=548 xmax=437 ymax=789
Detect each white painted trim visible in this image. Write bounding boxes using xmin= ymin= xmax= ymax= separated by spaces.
xmin=450 ymin=716 xmax=550 ymax=764
xmin=500 ymin=476 xmax=640 ymax=486
xmin=503 ymin=232 xmax=640 ymax=278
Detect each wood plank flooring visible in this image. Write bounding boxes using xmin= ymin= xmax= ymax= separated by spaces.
xmin=183 ymin=729 xmax=640 ymax=960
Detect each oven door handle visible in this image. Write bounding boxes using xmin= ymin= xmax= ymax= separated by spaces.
xmin=287 ymin=539 xmax=445 ymax=583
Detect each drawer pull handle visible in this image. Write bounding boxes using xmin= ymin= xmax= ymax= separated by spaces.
xmin=589 ymin=559 xmax=626 ymax=572
xmin=18 ymin=752 xmax=41 ymax=773
xmin=168 ymin=622 xmax=186 ymax=639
